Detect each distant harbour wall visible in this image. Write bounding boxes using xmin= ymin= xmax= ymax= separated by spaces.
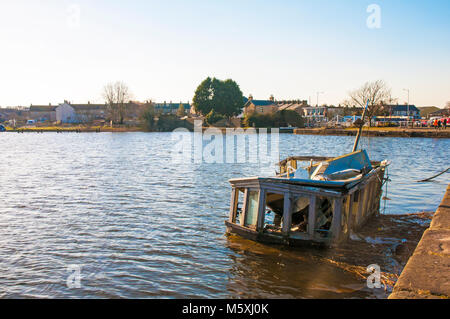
xmin=294 ymin=128 xmax=450 ymax=138
xmin=389 ymin=184 xmax=450 ymax=299
xmin=3 ymin=126 xmax=450 ymax=137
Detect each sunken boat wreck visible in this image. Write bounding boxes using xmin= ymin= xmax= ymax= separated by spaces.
xmin=225 ymin=101 xmax=390 ymax=247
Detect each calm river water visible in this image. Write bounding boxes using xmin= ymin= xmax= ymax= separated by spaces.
xmin=0 ymin=132 xmax=448 ymax=298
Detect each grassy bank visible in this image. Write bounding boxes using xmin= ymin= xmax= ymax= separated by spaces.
xmin=4 ymin=125 xmax=146 ymax=133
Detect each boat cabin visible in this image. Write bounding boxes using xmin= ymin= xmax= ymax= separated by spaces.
xmin=225 ymin=150 xmax=389 ymax=247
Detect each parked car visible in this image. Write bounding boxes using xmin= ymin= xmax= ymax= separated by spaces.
xmin=0 ymin=124 xmax=6 ymax=132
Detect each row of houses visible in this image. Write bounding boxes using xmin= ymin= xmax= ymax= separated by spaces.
xmin=428 ymin=107 xmax=450 ymax=118
xmin=244 ymin=95 xmax=338 ymax=122
xmin=26 ymin=102 xmax=106 ymax=123
xmin=243 ymin=95 xmax=422 ymax=122
xmin=244 ymin=96 xmax=312 ymax=115
xmin=1 ymin=101 xmax=192 ymax=124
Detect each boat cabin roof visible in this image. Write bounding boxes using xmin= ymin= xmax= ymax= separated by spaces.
xmin=230 ymin=150 xmax=383 ymax=193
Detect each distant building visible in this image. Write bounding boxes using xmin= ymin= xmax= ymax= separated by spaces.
xmin=55 ymin=101 xmax=152 ymax=123
xmin=277 ymin=103 xmax=293 ymax=112
xmin=0 ymin=108 xmax=26 ymax=122
xmin=29 ymin=104 xmax=57 ymax=122
xmin=326 ymin=106 xmax=347 ymax=116
xmin=277 ymin=100 xmax=308 ymax=115
xmin=55 ymin=101 xmax=107 ymax=123
xmin=71 ymin=103 xmax=107 ymax=121
xmin=302 ymin=106 xmax=327 ymax=122
xmin=385 ymin=104 xmax=420 ymax=119
xmin=418 ymin=106 xmax=440 ymax=118
xmin=244 ymin=95 xmax=278 ymax=116
xmin=429 ymin=107 xmax=450 ymax=118
xmin=55 ymin=103 xmax=76 ymax=123
xmin=12 ymin=100 xmax=155 ymax=124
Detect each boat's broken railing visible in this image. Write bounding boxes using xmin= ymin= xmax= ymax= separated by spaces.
xmin=278 ymin=156 xmax=333 ymax=178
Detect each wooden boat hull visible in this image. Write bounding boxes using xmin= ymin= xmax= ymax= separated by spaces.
xmin=226 ymin=153 xmax=388 ymax=247
xmin=225 ymin=221 xmax=327 ymax=248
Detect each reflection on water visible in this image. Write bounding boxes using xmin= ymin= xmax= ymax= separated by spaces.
xmin=0 ymin=133 xmax=447 ymax=298
xmin=225 ymin=235 xmax=370 ymax=299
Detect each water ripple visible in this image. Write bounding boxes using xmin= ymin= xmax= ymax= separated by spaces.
xmin=0 ymin=132 xmax=448 ymax=298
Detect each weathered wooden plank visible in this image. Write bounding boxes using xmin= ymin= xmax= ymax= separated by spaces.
xmin=368 ymin=180 xmax=377 ymax=215
xmin=331 ymin=198 xmax=343 ymax=240
xmin=308 ymin=195 xmax=317 ymax=237
xmin=230 ymin=177 xmax=345 ymax=197
xmin=346 ymin=167 xmax=383 ymax=195
xmin=375 ymin=173 xmax=383 ymax=215
xmin=347 ymin=193 xmax=355 ymax=232
xmin=259 ymin=180 xmax=343 ymax=197
xmin=342 ymin=194 xmax=351 ymax=236
xmin=356 ymin=187 xmax=366 ymax=229
xmin=362 ymin=181 xmax=374 ymax=223
xmin=256 ymin=189 xmax=266 ymax=231
xmin=240 ymin=188 xmax=249 ymax=227
xmin=282 ymin=193 xmax=292 ymax=235
xmin=375 ymin=173 xmax=384 ymax=215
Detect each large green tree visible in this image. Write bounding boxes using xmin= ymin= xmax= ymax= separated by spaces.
xmin=193 ymin=77 xmax=244 ymax=118
xmin=140 ymin=101 xmax=156 ymax=131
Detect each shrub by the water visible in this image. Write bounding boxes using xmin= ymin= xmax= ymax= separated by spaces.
xmin=141 ymin=104 xmax=193 ymax=131
xmin=205 ymin=109 xmax=226 ymax=125
xmin=244 ymin=110 xmax=305 ymax=128
xmin=156 ymin=115 xmax=193 ymax=132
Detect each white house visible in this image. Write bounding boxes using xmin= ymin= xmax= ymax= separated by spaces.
xmin=56 ymin=102 xmax=77 ymax=123
xmin=303 ymin=106 xmax=327 ymax=122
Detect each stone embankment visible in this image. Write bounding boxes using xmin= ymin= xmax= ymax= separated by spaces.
xmin=389 ymin=184 xmax=450 ymax=299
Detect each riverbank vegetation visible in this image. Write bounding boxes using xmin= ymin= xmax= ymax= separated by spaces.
xmin=244 ymin=110 xmax=305 ymax=128
xmin=140 ymin=103 xmax=193 ymax=132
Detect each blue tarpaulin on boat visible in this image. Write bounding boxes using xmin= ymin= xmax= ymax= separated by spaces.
xmin=323 ymin=150 xmax=372 ymax=176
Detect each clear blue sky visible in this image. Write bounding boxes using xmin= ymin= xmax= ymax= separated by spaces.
xmin=0 ymin=0 xmax=449 ymax=107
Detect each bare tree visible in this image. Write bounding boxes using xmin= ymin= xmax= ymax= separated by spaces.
xmin=103 ymin=82 xmax=132 ymax=124
xmin=348 ymin=80 xmax=392 ymax=126
xmin=103 ymin=83 xmax=117 ymax=122
xmin=446 ymin=101 xmax=450 ymax=109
